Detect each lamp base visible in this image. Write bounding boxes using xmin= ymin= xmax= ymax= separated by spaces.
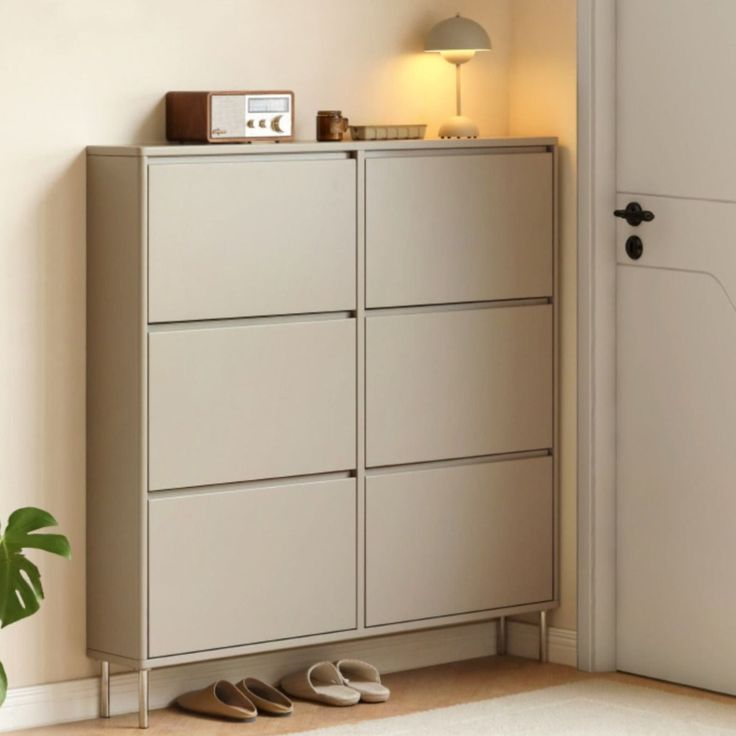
xmin=438 ymin=115 xmax=479 ymax=139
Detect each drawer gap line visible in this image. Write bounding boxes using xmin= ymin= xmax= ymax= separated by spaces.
xmin=148 ymin=311 xmax=356 ymax=331
xmin=366 ymin=297 xmax=551 ymax=317
xmin=365 ymin=449 xmax=552 ymax=475
xmin=149 ymin=470 xmax=356 ymax=498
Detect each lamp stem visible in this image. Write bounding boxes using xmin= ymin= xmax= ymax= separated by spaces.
xmin=455 ymin=63 xmax=462 ymax=116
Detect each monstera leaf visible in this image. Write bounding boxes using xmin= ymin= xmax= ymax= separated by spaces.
xmin=0 ymin=507 xmax=70 ymax=706
xmin=0 ymin=507 xmax=71 ymax=629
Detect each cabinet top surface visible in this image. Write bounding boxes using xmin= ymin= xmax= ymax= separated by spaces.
xmin=87 ymin=137 xmax=557 ymax=158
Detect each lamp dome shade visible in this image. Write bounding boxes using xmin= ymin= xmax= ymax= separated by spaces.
xmin=424 ymin=15 xmax=491 ymax=52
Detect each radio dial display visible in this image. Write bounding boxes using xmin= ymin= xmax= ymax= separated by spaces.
xmin=248 ymin=97 xmax=290 ymax=113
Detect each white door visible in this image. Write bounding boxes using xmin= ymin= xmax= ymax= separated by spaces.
xmin=616 ymin=0 xmax=736 ymax=694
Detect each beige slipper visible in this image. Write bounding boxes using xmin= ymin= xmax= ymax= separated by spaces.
xmin=280 ymin=661 xmax=360 ymax=706
xmin=236 ymin=677 xmax=293 ymax=716
xmin=335 ymin=659 xmax=390 ymax=703
xmin=176 ymin=680 xmax=257 ymax=721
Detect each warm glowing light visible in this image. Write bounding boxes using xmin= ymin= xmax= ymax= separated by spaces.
xmin=437 ymin=49 xmax=478 ymax=65
xmin=423 ymin=14 xmax=492 ymax=138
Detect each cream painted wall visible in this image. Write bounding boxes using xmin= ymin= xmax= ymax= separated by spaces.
xmin=0 ymin=0 xmax=578 ymax=692
xmin=509 ymin=0 xmax=578 ymax=632
xmin=0 ymin=0 xmax=511 ymax=689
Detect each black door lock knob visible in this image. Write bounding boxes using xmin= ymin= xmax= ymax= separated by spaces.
xmin=626 ymin=235 xmax=644 ymax=260
xmin=614 ymin=201 xmax=655 ymax=227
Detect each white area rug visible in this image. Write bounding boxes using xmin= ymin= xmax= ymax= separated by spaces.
xmin=300 ymin=680 xmax=736 ymax=735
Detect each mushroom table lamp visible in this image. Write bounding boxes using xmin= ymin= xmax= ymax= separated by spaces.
xmin=424 ymin=14 xmax=492 ymax=139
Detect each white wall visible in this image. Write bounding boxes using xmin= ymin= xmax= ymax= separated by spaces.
xmin=509 ymin=0 xmax=578 ymax=632
xmin=0 ymin=0 xmax=511 ymax=690
xmin=0 ymin=0 xmax=577 ymax=693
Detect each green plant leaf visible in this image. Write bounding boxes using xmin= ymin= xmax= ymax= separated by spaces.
xmin=6 ymin=507 xmax=59 ymax=535
xmin=0 ymin=507 xmax=71 ymax=629
xmin=0 ymin=659 xmax=6 ymax=706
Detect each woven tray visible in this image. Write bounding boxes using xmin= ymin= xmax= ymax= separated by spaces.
xmin=350 ymin=124 xmax=427 ymax=141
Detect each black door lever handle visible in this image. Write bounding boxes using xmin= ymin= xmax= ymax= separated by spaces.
xmin=614 ymin=201 xmax=655 ymax=227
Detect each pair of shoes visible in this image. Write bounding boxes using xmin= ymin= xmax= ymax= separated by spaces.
xmin=280 ymin=660 xmax=390 ymax=707
xmin=176 ymin=677 xmax=293 ymax=721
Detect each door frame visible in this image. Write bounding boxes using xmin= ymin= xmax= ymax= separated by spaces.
xmin=576 ymin=0 xmax=617 ymax=671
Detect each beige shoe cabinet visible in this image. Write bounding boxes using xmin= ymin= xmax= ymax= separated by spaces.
xmin=86 ymin=137 xmax=558 ymax=726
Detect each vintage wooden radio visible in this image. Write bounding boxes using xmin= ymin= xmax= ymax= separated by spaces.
xmin=166 ymin=91 xmax=294 ymax=143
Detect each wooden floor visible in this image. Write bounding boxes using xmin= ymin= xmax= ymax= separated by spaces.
xmin=13 ymin=656 xmax=736 ymax=735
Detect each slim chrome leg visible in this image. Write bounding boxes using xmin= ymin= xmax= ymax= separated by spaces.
xmin=497 ymin=616 xmax=507 ymax=656
xmin=100 ymin=661 xmax=110 ymax=718
xmin=539 ymin=610 xmax=548 ymax=663
xmin=138 ymin=669 xmax=149 ymax=729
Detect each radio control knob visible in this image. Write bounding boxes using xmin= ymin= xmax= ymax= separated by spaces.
xmin=258 ymin=119 xmax=267 ymax=128
xmin=247 ymin=119 xmax=255 ymax=128
xmin=271 ymin=115 xmax=284 ymax=133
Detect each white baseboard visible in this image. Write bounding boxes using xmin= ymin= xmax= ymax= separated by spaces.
xmin=0 ymin=622 xmax=576 ymax=732
xmin=507 ymin=621 xmax=578 ymax=667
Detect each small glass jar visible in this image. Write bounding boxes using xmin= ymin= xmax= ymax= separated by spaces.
xmin=316 ymin=110 xmax=349 ymax=142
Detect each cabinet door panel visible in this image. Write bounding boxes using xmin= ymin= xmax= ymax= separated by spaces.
xmin=366 ymin=152 xmax=552 ymax=307
xmin=149 ymin=159 xmax=356 ymax=322
xmin=366 ymin=305 xmax=553 ymax=467
xmin=149 ymin=319 xmax=356 ymax=490
xmin=366 ymin=457 xmax=554 ymax=625
xmin=149 ymin=478 xmax=356 ymax=656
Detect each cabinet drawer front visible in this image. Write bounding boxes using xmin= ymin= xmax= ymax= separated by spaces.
xmin=149 ymin=159 xmax=356 ymax=322
xmin=149 ymin=319 xmax=356 ymax=491
xmin=366 ymin=305 xmax=553 ymax=467
xmin=149 ymin=478 xmax=356 ymax=657
xmin=366 ymin=152 xmax=552 ymax=307
xmin=366 ymin=457 xmax=553 ymax=626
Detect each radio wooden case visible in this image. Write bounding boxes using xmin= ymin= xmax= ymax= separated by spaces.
xmin=166 ymin=90 xmax=295 ymax=143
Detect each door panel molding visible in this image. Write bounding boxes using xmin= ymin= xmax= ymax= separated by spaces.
xmin=617 ymin=267 xmax=736 ymax=694
xmin=616 ymin=194 xmax=736 ymax=309
xmin=576 ymin=0 xmax=617 ymax=672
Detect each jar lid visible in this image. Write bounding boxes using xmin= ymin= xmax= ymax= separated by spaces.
xmin=317 ymin=110 xmax=342 ymax=116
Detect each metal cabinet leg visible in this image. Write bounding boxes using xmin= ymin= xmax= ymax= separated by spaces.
xmin=138 ymin=669 xmax=149 ymax=729
xmin=539 ymin=610 xmax=548 ymax=663
xmin=100 ymin=661 xmax=110 ymax=718
xmin=497 ymin=616 xmax=507 ymax=656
